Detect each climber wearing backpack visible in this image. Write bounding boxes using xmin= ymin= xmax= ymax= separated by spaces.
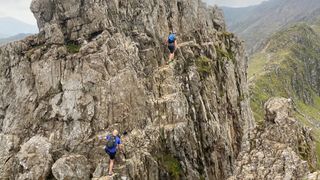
xmin=105 ymin=130 xmax=122 ymax=176
xmin=166 ymin=31 xmax=177 ymax=64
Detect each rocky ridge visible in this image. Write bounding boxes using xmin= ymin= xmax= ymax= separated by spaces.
xmin=230 ymin=98 xmax=317 ymax=180
xmin=0 ymin=0 xmax=317 ymax=179
xmin=249 ymin=24 xmax=320 ymax=120
xmin=248 ymin=23 xmax=320 ymax=172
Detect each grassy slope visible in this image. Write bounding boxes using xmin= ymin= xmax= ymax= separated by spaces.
xmin=249 ymin=23 xmax=320 ymax=167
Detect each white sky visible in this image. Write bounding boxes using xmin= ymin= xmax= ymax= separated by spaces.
xmin=0 ymin=0 xmax=35 ymax=25
xmin=206 ymin=0 xmax=268 ymax=7
xmin=0 ymin=0 xmax=268 ymax=25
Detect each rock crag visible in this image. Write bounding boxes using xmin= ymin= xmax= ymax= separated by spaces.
xmin=230 ymin=97 xmax=317 ymax=180
xmin=0 ymin=0 xmax=253 ymax=179
xmin=0 ymin=0 xmax=316 ymax=179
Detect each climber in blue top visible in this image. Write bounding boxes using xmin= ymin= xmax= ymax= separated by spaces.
xmin=104 ymin=130 xmax=122 ymax=176
xmin=166 ymin=31 xmax=178 ymax=64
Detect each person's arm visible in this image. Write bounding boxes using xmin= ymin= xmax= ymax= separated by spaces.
xmin=174 ymin=40 xmax=177 ymax=48
xmin=118 ymin=144 xmax=124 ymax=152
xmin=117 ymin=138 xmax=123 ymax=151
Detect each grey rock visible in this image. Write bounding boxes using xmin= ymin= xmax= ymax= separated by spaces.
xmin=52 ymin=154 xmax=91 ymax=180
xmin=0 ymin=0 xmax=315 ymax=179
xmin=0 ymin=134 xmax=20 ymax=179
xmin=17 ymin=136 xmax=53 ymax=180
xmin=307 ymin=171 xmax=320 ymax=180
xmin=230 ymin=97 xmax=317 ymax=180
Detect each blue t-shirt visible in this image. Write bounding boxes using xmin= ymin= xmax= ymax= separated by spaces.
xmin=106 ymin=135 xmax=121 ymax=153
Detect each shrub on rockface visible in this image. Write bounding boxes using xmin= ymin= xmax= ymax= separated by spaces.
xmin=157 ymin=153 xmax=182 ymax=180
xmin=196 ymin=56 xmax=212 ymax=77
xmin=65 ymin=41 xmax=80 ymax=54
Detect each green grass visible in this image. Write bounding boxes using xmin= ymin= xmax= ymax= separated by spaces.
xmin=249 ymin=58 xmax=293 ymax=122
xmin=215 ymin=46 xmax=234 ymax=61
xmin=248 ymin=50 xmax=290 ymax=78
xmin=157 ymin=127 xmax=182 ymax=179
xmin=157 ymin=154 xmax=182 ymax=179
xmin=250 ymin=52 xmax=320 ymax=122
xmin=66 ymin=42 xmax=81 ymax=54
xmin=248 ymin=53 xmax=267 ymax=78
xmin=297 ymin=99 xmax=320 ymax=120
xmin=215 ymin=32 xmax=237 ymax=63
xmin=196 ymin=56 xmax=212 ymax=76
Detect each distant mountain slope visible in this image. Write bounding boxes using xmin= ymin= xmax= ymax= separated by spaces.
xmin=0 ymin=17 xmax=37 ymax=38
xmin=0 ymin=33 xmax=31 ymax=46
xmin=222 ymin=0 xmax=320 ymax=54
xmin=249 ymin=23 xmax=320 ymax=165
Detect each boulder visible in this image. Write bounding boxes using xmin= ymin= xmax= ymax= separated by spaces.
xmin=52 ymin=154 xmax=91 ymax=180
xmin=17 ymin=136 xmax=52 ymax=180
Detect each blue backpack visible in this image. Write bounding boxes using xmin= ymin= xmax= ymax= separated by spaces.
xmin=106 ymin=135 xmax=116 ymax=148
xmin=168 ymin=33 xmax=176 ymax=43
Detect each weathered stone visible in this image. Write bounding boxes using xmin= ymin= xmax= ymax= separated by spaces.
xmin=17 ymin=136 xmax=52 ymax=180
xmin=0 ymin=0 xmax=315 ymax=179
xmin=0 ymin=134 xmax=20 ymax=179
xmin=52 ymin=154 xmax=91 ymax=180
xmin=230 ymin=97 xmax=317 ymax=180
xmin=307 ymin=171 xmax=320 ymax=180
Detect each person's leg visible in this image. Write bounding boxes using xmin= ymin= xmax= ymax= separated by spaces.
xmin=108 ymin=152 xmax=116 ymax=175
xmin=167 ymin=46 xmax=175 ymax=64
xmin=169 ymin=53 xmax=174 ymax=61
xmin=109 ymin=159 xmax=114 ymax=175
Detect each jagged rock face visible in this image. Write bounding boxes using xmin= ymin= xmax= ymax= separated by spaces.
xmin=230 ymin=98 xmax=317 ymax=180
xmin=30 ymin=0 xmax=226 ymax=44
xmin=0 ymin=0 xmax=255 ymax=179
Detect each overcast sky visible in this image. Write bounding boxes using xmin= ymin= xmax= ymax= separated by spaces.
xmin=0 ymin=0 xmax=268 ymax=25
xmin=206 ymin=0 xmax=268 ymax=7
xmin=0 ymin=0 xmax=35 ymax=25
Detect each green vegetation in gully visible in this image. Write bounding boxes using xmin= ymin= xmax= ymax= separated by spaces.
xmin=158 ymin=154 xmax=182 ymax=179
